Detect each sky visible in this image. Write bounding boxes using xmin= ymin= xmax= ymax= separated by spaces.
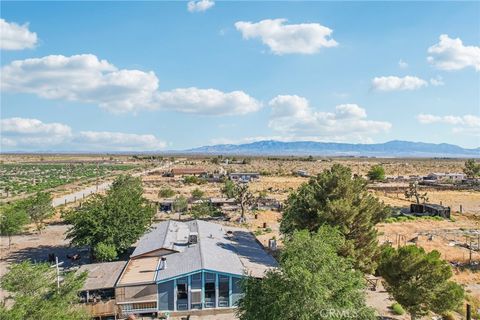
xmin=1 ymin=1 xmax=479 ymax=152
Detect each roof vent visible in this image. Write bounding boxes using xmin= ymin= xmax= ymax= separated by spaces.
xmin=160 ymin=257 xmax=167 ymax=270
xmin=189 ymin=232 xmax=198 ymax=245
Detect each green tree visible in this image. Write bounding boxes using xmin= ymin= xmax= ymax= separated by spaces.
xmin=221 ymin=180 xmax=236 ymax=198
xmin=189 ymin=202 xmax=222 ymax=219
xmin=173 ymin=195 xmax=188 ymax=213
xmin=367 ymin=164 xmax=385 ymax=181
xmin=463 ymin=159 xmax=480 ymax=179
xmin=405 ymin=181 xmax=428 ymax=204
xmin=0 ymin=204 xmax=30 ymax=248
xmin=237 ymin=227 xmax=375 ymax=320
xmin=378 ymin=245 xmax=464 ymax=320
xmin=64 ymin=175 xmax=155 ymax=261
xmin=158 ymin=187 xmax=176 ymax=198
xmin=24 ymin=192 xmax=54 ymax=233
xmin=191 ymin=188 xmax=205 ymax=200
xmin=0 ymin=261 xmax=89 ymax=320
xmin=280 ymin=164 xmax=389 ymax=273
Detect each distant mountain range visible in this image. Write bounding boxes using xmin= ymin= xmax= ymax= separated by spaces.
xmin=185 ymin=140 xmax=480 ymax=158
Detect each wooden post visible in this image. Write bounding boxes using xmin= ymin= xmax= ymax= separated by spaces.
xmin=466 ymin=304 xmax=471 ymax=320
xmin=460 ymin=205 xmax=463 ymax=213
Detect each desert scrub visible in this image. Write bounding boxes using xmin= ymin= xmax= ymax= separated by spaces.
xmin=391 ymin=303 xmax=405 ymax=315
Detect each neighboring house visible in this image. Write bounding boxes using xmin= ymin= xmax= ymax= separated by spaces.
xmin=410 ymin=203 xmax=451 ymax=219
xmin=295 ymin=169 xmax=309 ymax=177
xmin=170 ymin=168 xmax=207 ymax=177
xmin=79 ymin=220 xmax=277 ymax=319
xmin=228 ymin=172 xmax=260 ymax=183
xmin=423 ymin=172 xmax=466 ymax=183
xmin=208 ymin=197 xmax=236 ymax=208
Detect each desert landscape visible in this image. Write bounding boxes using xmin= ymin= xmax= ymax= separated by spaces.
xmin=1 ymin=154 xmax=478 ymax=319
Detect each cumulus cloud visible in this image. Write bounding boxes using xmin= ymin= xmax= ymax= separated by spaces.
xmin=1 ymin=54 xmax=260 ymax=116
xmin=417 ymin=113 xmax=480 ymax=136
xmin=372 ymin=76 xmax=428 ymax=91
xmin=0 ymin=19 xmax=38 ymax=50
xmin=75 ymin=131 xmax=166 ymax=151
xmin=155 ymin=87 xmax=262 ymax=116
xmin=0 ymin=117 xmax=167 ymax=151
xmin=234 ymin=18 xmax=338 ymax=55
xmin=267 ymin=95 xmax=391 ymax=142
xmin=0 ymin=117 xmax=72 ymax=147
xmin=427 ymin=34 xmax=480 ymax=71
xmin=187 ymin=0 xmax=214 ymax=12
xmin=1 ymin=54 xmax=158 ymax=113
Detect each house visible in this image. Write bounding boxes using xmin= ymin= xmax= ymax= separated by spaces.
xmin=78 ymin=220 xmax=278 ymax=319
xmin=159 ymin=199 xmax=175 ymax=212
xmin=423 ymin=172 xmax=466 ymax=183
xmin=228 ymin=172 xmax=260 ymax=183
xmin=78 ymin=261 xmax=127 ymax=318
xmin=208 ymin=197 xmax=236 ymax=208
xmin=170 ymin=168 xmax=207 ymax=177
xmin=410 ymin=203 xmax=451 ymax=219
xmin=295 ymin=170 xmax=309 ymax=177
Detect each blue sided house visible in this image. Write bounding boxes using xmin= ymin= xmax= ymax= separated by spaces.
xmin=111 ymin=219 xmax=278 ymax=319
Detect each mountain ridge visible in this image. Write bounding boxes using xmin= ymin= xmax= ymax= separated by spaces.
xmin=185 ymin=140 xmax=480 ymax=158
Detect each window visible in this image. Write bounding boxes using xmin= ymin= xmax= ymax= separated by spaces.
xmin=177 ymin=283 xmax=188 ymax=300
xmin=218 ymin=275 xmax=229 ymax=307
xmin=204 ymin=272 xmax=216 ymax=308
xmin=232 ymin=277 xmax=243 ymax=306
xmin=190 ymin=273 xmax=202 ymax=309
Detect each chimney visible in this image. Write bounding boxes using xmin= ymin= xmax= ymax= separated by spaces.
xmin=161 ymin=257 xmax=167 ymax=270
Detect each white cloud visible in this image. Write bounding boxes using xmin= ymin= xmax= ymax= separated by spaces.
xmin=429 ymin=76 xmax=445 ymax=86
xmin=0 ymin=19 xmax=38 ymax=50
xmin=234 ymin=18 xmax=338 ymax=55
xmin=76 ymin=131 xmax=166 ymax=151
xmin=0 ymin=117 xmax=167 ymax=151
xmin=417 ymin=113 xmax=480 ymax=136
xmin=267 ymin=95 xmax=391 ymax=142
xmin=1 ymin=54 xmax=159 ymax=113
xmin=155 ymin=87 xmax=261 ymax=116
xmin=398 ymin=59 xmax=408 ymax=69
xmin=372 ymin=76 xmax=428 ymax=91
xmin=427 ymin=34 xmax=480 ymax=71
xmin=187 ymin=0 xmax=214 ymax=12
xmin=417 ymin=113 xmax=480 ymax=126
xmin=0 ymin=117 xmax=72 ymax=147
xmin=1 ymin=54 xmax=260 ymax=116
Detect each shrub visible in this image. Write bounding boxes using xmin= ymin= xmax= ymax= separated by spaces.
xmin=391 ymin=303 xmax=405 ymax=315
xmin=94 ymin=242 xmax=117 ymax=262
xmin=158 ymin=187 xmax=176 ymax=198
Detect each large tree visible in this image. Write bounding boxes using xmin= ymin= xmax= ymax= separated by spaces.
xmin=64 ymin=175 xmax=155 ymax=261
xmin=280 ymin=164 xmax=389 ymax=273
xmin=378 ymin=245 xmax=464 ymax=320
xmin=237 ymin=227 xmax=375 ymax=320
xmin=24 ymin=192 xmax=54 ymax=233
xmin=0 ymin=203 xmax=30 ymax=248
xmin=0 ymin=261 xmax=89 ymax=320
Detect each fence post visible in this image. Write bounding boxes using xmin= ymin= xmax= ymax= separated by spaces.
xmin=460 ymin=205 xmax=463 ymax=213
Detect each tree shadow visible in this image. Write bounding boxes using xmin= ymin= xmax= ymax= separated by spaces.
xmin=6 ymin=245 xmax=90 ymax=268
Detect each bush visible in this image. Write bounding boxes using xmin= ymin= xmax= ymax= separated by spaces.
xmin=94 ymin=242 xmax=117 ymax=262
xmin=391 ymin=303 xmax=405 ymax=315
xmin=442 ymin=311 xmax=456 ymax=320
xmin=183 ymin=175 xmax=206 ymax=185
xmin=158 ymin=187 xmax=176 ymax=198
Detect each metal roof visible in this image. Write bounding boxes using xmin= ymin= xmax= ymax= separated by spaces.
xmin=129 ymin=220 xmax=277 ymax=283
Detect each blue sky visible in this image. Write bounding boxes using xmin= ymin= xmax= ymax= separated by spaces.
xmin=1 ymin=1 xmax=479 ymax=151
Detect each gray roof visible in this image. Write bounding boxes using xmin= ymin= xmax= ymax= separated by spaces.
xmin=131 ymin=220 xmax=277 ymax=282
xmin=78 ymin=261 xmax=127 ymax=291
